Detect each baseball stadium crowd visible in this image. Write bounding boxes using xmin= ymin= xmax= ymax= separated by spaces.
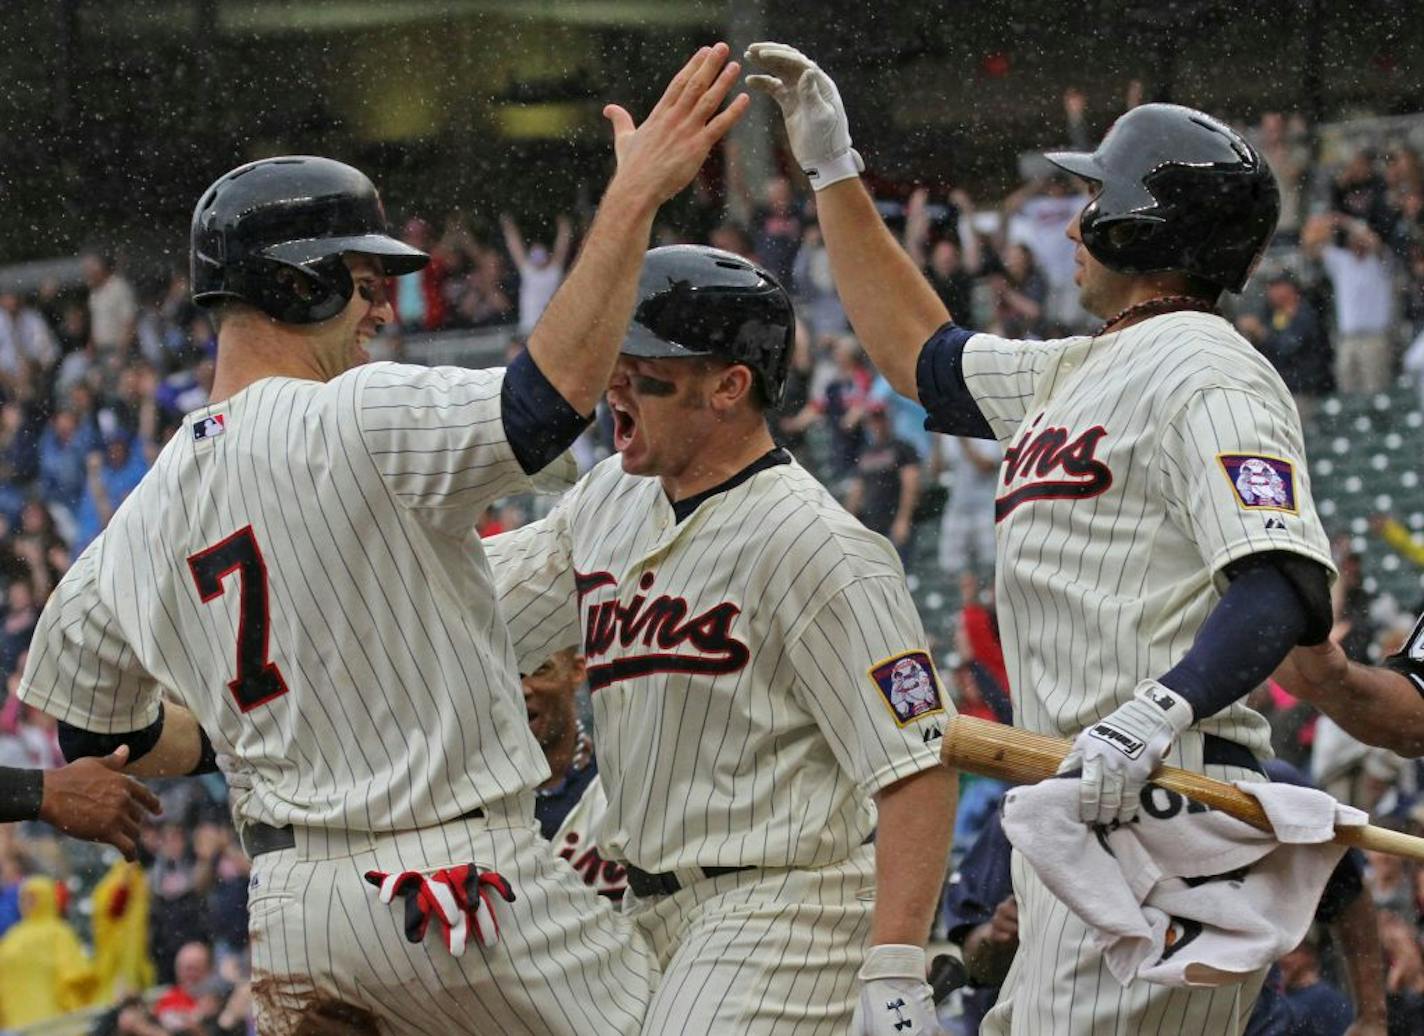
xmin=0 ymin=96 xmax=1422 ymax=1033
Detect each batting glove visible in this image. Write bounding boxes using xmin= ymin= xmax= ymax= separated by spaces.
xmin=744 ymin=42 xmax=864 ymax=190
xmin=851 ymin=944 xmax=943 ymax=1035
xmin=1058 ymin=679 xmax=1194 ymax=826
xmin=364 ymin=864 xmax=516 ymax=958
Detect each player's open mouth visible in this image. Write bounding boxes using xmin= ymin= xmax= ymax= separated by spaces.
xmin=611 ymin=403 xmax=637 ymax=451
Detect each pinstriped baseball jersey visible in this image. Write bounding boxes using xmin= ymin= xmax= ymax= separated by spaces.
xmin=18 ymin=362 xmax=574 ymax=833
xmin=951 ymin=312 xmax=1332 ymax=764
xmin=485 ymin=452 xmax=949 ymax=874
xmin=545 ymin=771 xmax=628 ymax=901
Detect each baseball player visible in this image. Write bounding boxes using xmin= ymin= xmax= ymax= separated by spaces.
xmin=746 ymin=43 xmax=1337 ymax=1033
xmin=0 ymin=748 xmax=160 ymax=859
xmin=524 ymin=646 xmax=627 ymax=901
xmin=16 ymin=43 xmax=749 ymax=1035
xmin=486 ymin=243 xmax=956 ymax=1035
xmin=1273 ymin=609 xmax=1424 ymax=757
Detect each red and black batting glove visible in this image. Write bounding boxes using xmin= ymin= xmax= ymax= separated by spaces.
xmin=364 ymin=865 xmax=516 ymax=958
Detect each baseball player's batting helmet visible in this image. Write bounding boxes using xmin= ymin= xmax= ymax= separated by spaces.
xmin=1045 ymin=103 xmax=1279 ymax=293
xmin=622 ymin=245 xmax=795 ymax=407
xmin=190 ymin=156 xmax=428 ymax=324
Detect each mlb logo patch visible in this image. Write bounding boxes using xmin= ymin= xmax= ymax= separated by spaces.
xmin=193 ymin=414 xmax=226 ymax=441
xmin=1216 ymin=453 xmax=1297 ymax=514
xmin=868 ymin=650 xmax=945 ymax=727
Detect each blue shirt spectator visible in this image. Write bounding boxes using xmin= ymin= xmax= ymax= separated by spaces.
xmin=37 ymin=410 xmax=96 ymax=513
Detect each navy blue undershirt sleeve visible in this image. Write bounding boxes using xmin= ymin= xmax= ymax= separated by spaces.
xmin=0 ymin=767 xmax=45 ymax=823
xmin=914 ymin=323 xmax=995 ymax=440
xmin=1158 ymin=564 xmax=1309 ymax=722
xmin=58 ymin=702 xmax=165 ymax=764
xmin=501 ymin=350 xmax=593 ymax=475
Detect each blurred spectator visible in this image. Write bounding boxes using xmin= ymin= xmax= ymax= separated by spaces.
xmin=1365 ymin=848 xmax=1416 ymax=926
xmin=194 ymin=824 xmax=249 ymax=967
xmin=1251 ymin=112 xmax=1311 ymax=243
xmin=986 ymin=245 xmax=1047 ymax=339
xmin=91 ymin=859 xmax=155 ymax=1004
xmin=751 ymin=176 xmax=805 ymax=286
xmin=38 ymin=407 xmax=98 ymax=516
xmin=1003 ymin=174 xmax=1090 ymax=332
xmin=709 ymin=221 xmax=756 ymax=260
xmin=1333 ymin=548 xmax=1378 ymax=663
xmin=0 ymin=290 xmax=59 ymax=395
xmin=905 ymin=187 xmax=981 ymax=322
xmin=844 ymin=406 xmax=922 ymax=559
xmin=82 ymin=251 xmax=138 ymax=355
xmin=934 ymin=437 xmax=1001 ymax=580
xmin=501 ymin=213 xmax=573 ymax=335
xmin=148 ymin=823 xmax=209 ymax=986
xmin=152 ymin=941 xmax=228 ymax=1033
xmin=1237 ymin=271 xmax=1333 ymax=422
xmin=958 ymin=574 xmax=1010 ymax=708
xmin=90 ymin=995 xmax=168 ymax=1036
xmin=772 ymin=320 xmax=815 ymax=456
xmin=395 ymin=217 xmax=450 ymax=332
xmin=814 ymin=336 xmax=874 ymax=481
xmin=868 ymin=374 xmax=931 ymax=462
xmin=1378 ymin=909 xmax=1424 ymax=1030
xmin=792 ymin=224 xmax=849 ymax=337
xmin=1276 ymin=935 xmax=1354 ymax=1035
xmin=72 ymin=431 xmax=151 ymax=558
xmin=1304 ymin=212 xmax=1395 ymax=394
xmin=0 ymin=875 xmax=97 ymax=1027
xmin=1331 ymin=149 xmax=1395 ymax=241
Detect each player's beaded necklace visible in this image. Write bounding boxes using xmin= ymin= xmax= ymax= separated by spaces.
xmin=1095 ymin=295 xmax=1217 ymax=336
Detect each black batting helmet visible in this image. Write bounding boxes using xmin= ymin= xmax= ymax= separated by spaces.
xmin=1045 ymin=103 xmax=1279 ymax=293
xmin=622 ymin=245 xmax=795 ymax=407
xmin=190 ymin=156 xmax=428 ymax=325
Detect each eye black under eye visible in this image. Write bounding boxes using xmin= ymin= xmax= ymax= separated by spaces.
xmin=632 ymin=375 xmax=677 ymax=396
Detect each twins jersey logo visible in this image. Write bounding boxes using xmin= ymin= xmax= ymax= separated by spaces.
xmin=868 ymin=651 xmax=945 ymax=727
xmin=1216 ymin=454 xmax=1298 ymax=514
xmin=996 ymin=417 xmax=1113 ymax=521
xmin=575 ymin=569 xmax=750 ymax=692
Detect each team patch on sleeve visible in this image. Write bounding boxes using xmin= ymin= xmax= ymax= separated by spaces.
xmin=1216 ymin=454 xmax=1298 ymax=514
xmin=868 ymin=651 xmax=946 ymax=726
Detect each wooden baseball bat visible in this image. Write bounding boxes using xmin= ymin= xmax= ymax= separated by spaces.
xmin=941 ymin=714 xmax=1424 ymax=861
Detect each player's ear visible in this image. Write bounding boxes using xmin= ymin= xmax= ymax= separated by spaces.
xmin=569 ymin=655 xmax=587 ymax=684
xmin=711 ymin=364 xmax=754 ymax=413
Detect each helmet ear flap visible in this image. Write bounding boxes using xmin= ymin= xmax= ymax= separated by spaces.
xmin=242 ymin=255 xmax=353 ymax=325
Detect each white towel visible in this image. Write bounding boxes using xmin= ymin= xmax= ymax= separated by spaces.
xmin=1000 ymin=777 xmax=1367 ymax=988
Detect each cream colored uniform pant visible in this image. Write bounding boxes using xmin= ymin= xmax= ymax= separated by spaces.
xmin=626 ymin=843 xmax=876 ymax=1036
xmin=246 ymin=794 xmax=656 ymax=1036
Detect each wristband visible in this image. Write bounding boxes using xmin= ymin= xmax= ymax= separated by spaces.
xmin=858 ymin=943 xmax=926 ymax=981
xmin=805 ymin=148 xmax=865 ymax=191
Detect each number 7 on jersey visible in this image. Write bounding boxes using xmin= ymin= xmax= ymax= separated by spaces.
xmin=188 ymin=525 xmax=290 ymax=712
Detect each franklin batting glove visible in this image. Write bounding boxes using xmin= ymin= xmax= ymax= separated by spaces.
xmin=745 ymin=42 xmax=864 ymax=191
xmin=851 ymin=944 xmax=944 ymax=1035
xmin=1058 ymin=679 xmax=1194 ymax=826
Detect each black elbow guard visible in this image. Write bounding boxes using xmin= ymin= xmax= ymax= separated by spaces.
xmin=58 ymin=703 xmax=165 ymax=764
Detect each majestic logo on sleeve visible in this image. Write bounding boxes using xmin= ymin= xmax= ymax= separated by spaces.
xmin=869 ymin=651 xmax=946 ymax=726
xmin=996 ymin=418 xmax=1113 ymax=521
xmin=575 ymin=569 xmax=750 ymax=692
xmin=1217 ymin=454 xmax=1298 ymax=513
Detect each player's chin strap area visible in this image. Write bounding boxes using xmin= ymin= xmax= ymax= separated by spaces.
xmin=364 ymin=865 xmax=516 ymax=958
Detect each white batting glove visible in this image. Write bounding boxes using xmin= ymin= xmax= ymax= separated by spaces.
xmin=744 ymin=42 xmax=864 ymax=190
xmin=851 ymin=945 xmax=943 ymax=1035
xmin=1057 ymin=680 xmax=1194 ymax=826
